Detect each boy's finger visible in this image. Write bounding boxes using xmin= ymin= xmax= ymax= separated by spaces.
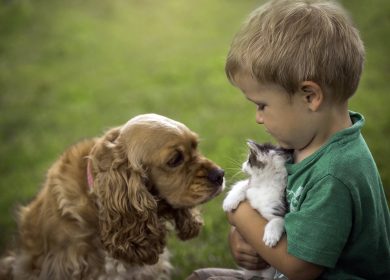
xmin=236 ymin=251 xmax=267 ymax=265
xmin=237 ymin=258 xmax=270 ymax=270
xmin=237 ymin=242 xmax=259 ymax=256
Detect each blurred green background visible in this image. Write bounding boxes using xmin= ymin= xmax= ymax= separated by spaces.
xmin=0 ymin=0 xmax=389 ymax=278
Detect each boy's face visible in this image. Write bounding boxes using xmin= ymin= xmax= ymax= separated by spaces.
xmin=233 ymin=72 xmax=317 ymax=152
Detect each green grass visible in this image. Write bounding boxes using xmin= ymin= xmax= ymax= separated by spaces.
xmin=0 ymin=0 xmax=389 ymax=279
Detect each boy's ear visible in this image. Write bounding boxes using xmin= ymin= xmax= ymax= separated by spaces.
xmin=299 ymin=81 xmax=324 ymax=111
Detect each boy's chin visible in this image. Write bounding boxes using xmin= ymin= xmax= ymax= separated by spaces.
xmin=275 ymin=141 xmax=288 ymax=148
xmin=276 ymin=142 xmax=294 ymax=151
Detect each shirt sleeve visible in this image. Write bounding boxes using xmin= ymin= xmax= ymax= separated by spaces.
xmin=285 ymin=175 xmax=353 ymax=268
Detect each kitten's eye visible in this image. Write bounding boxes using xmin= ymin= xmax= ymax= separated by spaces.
xmin=167 ymin=151 xmax=184 ymax=168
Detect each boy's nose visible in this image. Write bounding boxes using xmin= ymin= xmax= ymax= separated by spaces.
xmin=256 ymin=112 xmax=264 ymax=124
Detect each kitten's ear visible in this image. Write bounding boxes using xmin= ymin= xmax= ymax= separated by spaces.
xmin=247 ymin=140 xmax=275 ymax=154
xmin=275 ymin=147 xmax=293 ymax=161
xmin=246 ymin=139 xmax=258 ymax=152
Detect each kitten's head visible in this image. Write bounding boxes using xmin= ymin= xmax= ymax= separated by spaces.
xmin=242 ymin=140 xmax=291 ymax=175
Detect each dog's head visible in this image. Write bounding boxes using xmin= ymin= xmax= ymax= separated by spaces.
xmin=89 ymin=114 xmax=224 ymax=265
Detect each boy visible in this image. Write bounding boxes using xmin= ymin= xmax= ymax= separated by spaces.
xmin=187 ymin=0 xmax=390 ymax=279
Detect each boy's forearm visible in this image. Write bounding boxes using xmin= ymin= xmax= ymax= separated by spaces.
xmin=227 ymin=201 xmax=324 ymax=280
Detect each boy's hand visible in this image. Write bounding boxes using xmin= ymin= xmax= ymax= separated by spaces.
xmin=229 ymin=226 xmax=270 ymax=270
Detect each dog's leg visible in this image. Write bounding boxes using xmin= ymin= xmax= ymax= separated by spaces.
xmin=0 ymin=253 xmax=15 ymax=280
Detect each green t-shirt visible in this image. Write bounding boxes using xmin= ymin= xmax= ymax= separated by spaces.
xmin=284 ymin=111 xmax=390 ymax=279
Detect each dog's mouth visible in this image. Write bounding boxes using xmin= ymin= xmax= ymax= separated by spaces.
xmin=151 ymin=167 xmax=225 ymax=208
xmin=195 ymin=167 xmax=225 ymax=204
xmin=200 ymin=177 xmax=225 ymax=204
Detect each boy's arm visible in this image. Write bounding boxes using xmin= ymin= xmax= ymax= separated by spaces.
xmin=227 ymin=201 xmax=324 ymax=280
xmin=229 ymin=226 xmax=270 ymax=270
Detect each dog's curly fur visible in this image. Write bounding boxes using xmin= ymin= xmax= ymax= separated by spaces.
xmin=0 ymin=114 xmax=225 ymax=280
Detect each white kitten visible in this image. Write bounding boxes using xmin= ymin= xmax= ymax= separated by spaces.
xmin=223 ymin=140 xmax=290 ymax=279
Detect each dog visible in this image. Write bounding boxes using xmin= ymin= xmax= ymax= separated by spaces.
xmin=0 ymin=113 xmax=225 ymax=280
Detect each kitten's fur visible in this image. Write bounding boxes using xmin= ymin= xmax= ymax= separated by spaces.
xmin=223 ymin=140 xmax=290 ymax=279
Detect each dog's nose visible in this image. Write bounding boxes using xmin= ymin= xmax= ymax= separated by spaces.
xmin=207 ymin=168 xmax=225 ymax=186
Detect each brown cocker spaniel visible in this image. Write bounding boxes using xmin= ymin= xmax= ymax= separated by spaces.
xmin=0 ymin=114 xmax=225 ymax=280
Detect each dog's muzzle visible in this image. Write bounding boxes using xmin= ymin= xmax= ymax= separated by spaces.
xmin=207 ymin=168 xmax=225 ymax=187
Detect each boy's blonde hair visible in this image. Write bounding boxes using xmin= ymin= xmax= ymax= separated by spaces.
xmin=226 ymin=0 xmax=365 ymax=102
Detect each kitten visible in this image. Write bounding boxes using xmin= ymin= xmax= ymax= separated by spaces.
xmin=223 ymin=140 xmax=290 ymax=279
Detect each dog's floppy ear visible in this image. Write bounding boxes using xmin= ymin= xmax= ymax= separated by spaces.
xmin=173 ymin=208 xmax=203 ymax=241
xmin=91 ymin=128 xmax=166 ymax=265
xmin=91 ymin=127 xmax=122 ymax=171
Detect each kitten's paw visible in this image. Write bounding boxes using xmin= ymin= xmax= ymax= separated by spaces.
xmin=263 ymin=230 xmax=281 ymax=247
xmin=222 ymin=195 xmax=241 ymax=212
xmin=263 ymin=219 xmax=284 ymax=247
xmin=223 ymin=180 xmax=248 ymax=212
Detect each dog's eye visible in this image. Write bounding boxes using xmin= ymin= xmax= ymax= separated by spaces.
xmin=191 ymin=141 xmax=198 ymax=150
xmin=167 ymin=151 xmax=184 ymax=168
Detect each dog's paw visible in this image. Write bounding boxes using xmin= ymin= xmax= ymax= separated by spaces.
xmin=263 ymin=219 xmax=284 ymax=247
xmin=222 ymin=195 xmax=241 ymax=212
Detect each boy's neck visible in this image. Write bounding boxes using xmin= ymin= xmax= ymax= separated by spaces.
xmin=294 ymin=103 xmax=352 ymax=163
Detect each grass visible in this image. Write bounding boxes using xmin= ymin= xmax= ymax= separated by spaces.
xmin=0 ymin=0 xmax=389 ymax=279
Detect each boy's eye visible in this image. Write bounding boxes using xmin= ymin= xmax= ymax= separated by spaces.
xmin=256 ymin=103 xmax=266 ymax=111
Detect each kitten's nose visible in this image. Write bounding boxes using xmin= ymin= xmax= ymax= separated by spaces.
xmin=207 ymin=168 xmax=225 ymax=186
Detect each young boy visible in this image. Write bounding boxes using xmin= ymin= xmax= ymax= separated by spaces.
xmin=187 ymin=0 xmax=390 ymax=279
